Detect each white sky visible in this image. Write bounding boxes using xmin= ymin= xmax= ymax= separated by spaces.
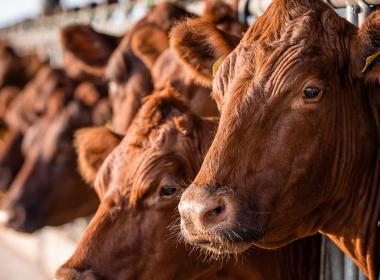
xmin=0 ymin=0 xmax=43 ymax=28
xmin=0 ymin=0 xmax=105 ymax=28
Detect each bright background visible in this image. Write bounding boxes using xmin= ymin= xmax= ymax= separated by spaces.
xmin=0 ymin=0 xmax=107 ymax=28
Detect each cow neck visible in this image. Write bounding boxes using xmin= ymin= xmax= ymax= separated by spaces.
xmin=322 ymin=86 xmax=380 ymax=280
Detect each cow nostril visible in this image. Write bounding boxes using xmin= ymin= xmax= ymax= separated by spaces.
xmin=214 ymin=206 xmax=224 ymax=214
xmin=201 ymin=201 xmax=228 ymax=228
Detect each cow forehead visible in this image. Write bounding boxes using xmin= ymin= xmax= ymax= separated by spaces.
xmin=95 ymin=139 xmax=183 ymax=206
xmin=214 ymin=7 xmax=355 ymax=101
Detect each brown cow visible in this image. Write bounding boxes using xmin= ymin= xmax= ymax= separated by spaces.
xmin=0 ymin=86 xmax=19 ymax=139
xmin=62 ymin=1 xmax=244 ymax=134
xmin=55 ymin=88 xmax=320 ymax=280
xmin=61 ymin=3 xmax=192 ymax=134
xmin=0 ymin=66 xmax=75 ymax=194
xmin=5 ymin=65 xmax=74 ymax=132
xmin=171 ymin=1 xmax=380 ymax=279
xmin=0 ymin=130 xmax=23 ymax=193
xmin=0 ymin=42 xmax=43 ymax=89
xmin=150 ymin=0 xmax=247 ymax=118
xmin=0 ymin=84 xmax=109 ymax=232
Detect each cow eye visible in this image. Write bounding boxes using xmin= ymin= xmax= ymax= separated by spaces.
xmin=159 ymin=185 xmax=177 ymax=197
xmin=303 ymin=87 xmax=321 ymax=100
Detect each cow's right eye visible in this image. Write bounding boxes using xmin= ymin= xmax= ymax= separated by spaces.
xmin=159 ymin=185 xmax=177 ymax=197
xmin=303 ymin=87 xmax=322 ymax=100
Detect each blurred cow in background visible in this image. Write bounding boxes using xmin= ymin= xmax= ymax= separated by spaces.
xmin=0 ymin=82 xmax=109 ymax=232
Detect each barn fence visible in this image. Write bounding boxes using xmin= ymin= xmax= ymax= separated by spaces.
xmin=0 ymin=0 xmax=203 ymax=66
xmin=0 ymin=1 xmax=377 ymax=279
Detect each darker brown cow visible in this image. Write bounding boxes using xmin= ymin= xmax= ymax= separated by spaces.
xmin=0 ymin=85 xmax=108 ymax=232
xmin=5 ymin=65 xmax=74 ymax=132
xmin=0 ymin=42 xmax=43 ymax=89
xmin=172 ymin=1 xmax=380 ymax=279
xmin=0 ymin=66 xmax=74 ymax=193
xmin=56 ymin=88 xmax=320 ymax=280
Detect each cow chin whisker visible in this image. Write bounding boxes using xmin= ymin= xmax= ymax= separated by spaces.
xmin=191 ymin=237 xmax=251 ymax=264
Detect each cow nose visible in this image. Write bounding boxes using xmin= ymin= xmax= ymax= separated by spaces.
xmin=55 ymin=267 xmax=102 ymax=280
xmin=179 ymin=185 xmax=231 ymax=234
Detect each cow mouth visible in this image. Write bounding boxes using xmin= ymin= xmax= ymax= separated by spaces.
xmin=186 ymin=235 xmax=252 ymax=255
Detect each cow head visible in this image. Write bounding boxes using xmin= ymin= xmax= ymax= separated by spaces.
xmin=56 ymin=88 xmax=218 ymax=280
xmin=5 ymin=65 xmax=73 ymax=132
xmin=105 ymin=22 xmax=169 ymax=133
xmin=61 ymin=3 xmax=192 ymax=134
xmin=1 ymin=101 xmax=99 ymax=232
xmin=172 ymin=0 xmax=380 ymax=263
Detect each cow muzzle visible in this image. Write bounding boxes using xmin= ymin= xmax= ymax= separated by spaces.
xmin=178 ymin=184 xmax=251 ymax=254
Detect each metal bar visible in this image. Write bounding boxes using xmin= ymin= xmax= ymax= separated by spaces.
xmin=358 ymin=0 xmax=372 ymax=25
xmin=327 ymin=0 xmax=380 ymax=8
xmin=346 ymin=4 xmax=359 ymax=25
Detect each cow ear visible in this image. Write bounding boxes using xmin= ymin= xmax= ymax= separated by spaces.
xmin=170 ymin=19 xmax=239 ymax=87
xmin=131 ymin=23 xmax=169 ymax=70
xmin=75 ymin=127 xmax=123 ymax=184
xmin=353 ymin=11 xmax=380 ymax=81
xmin=60 ymin=24 xmax=120 ymax=81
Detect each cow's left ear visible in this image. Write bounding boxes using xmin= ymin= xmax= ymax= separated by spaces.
xmin=131 ymin=23 xmax=169 ymax=70
xmin=60 ymin=24 xmax=120 ymax=81
xmin=352 ymin=11 xmax=380 ymax=81
xmin=170 ymin=19 xmax=240 ymax=88
xmin=75 ymin=127 xmax=123 ymax=185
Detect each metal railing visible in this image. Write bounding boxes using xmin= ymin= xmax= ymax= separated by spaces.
xmin=239 ymin=0 xmax=379 ymax=25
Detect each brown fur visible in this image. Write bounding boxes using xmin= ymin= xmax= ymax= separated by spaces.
xmin=173 ymin=1 xmax=380 ymax=279
xmin=56 ymin=88 xmax=320 ymax=280
xmin=0 ymin=42 xmax=43 ymax=88
xmin=60 ymin=24 xmax=120 ymax=82
xmin=5 ymin=65 xmax=74 ymax=132
xmin=104 ymin=3 xmax=193 ymax=133
xmin=75 ymin=127 xmax=122 ymax=185
xmin=171 ymin=19 xmax=240 ymax=87
xmin=2 ymin=100 xmax=99 ymax=233
xmin=0 ymin=66 xmax=74 ymax=194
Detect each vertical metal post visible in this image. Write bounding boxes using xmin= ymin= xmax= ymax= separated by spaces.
xmin=358 ymin=0 xmax=372 ymax=25
xmin=346 ymin=3 xmax=359 ymax=25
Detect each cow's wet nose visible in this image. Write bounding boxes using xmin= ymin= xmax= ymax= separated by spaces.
xmin=55 ymin=267 xmax=103 ymax=280
xmin=179 ymin=185 xmax=232 ymax=235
